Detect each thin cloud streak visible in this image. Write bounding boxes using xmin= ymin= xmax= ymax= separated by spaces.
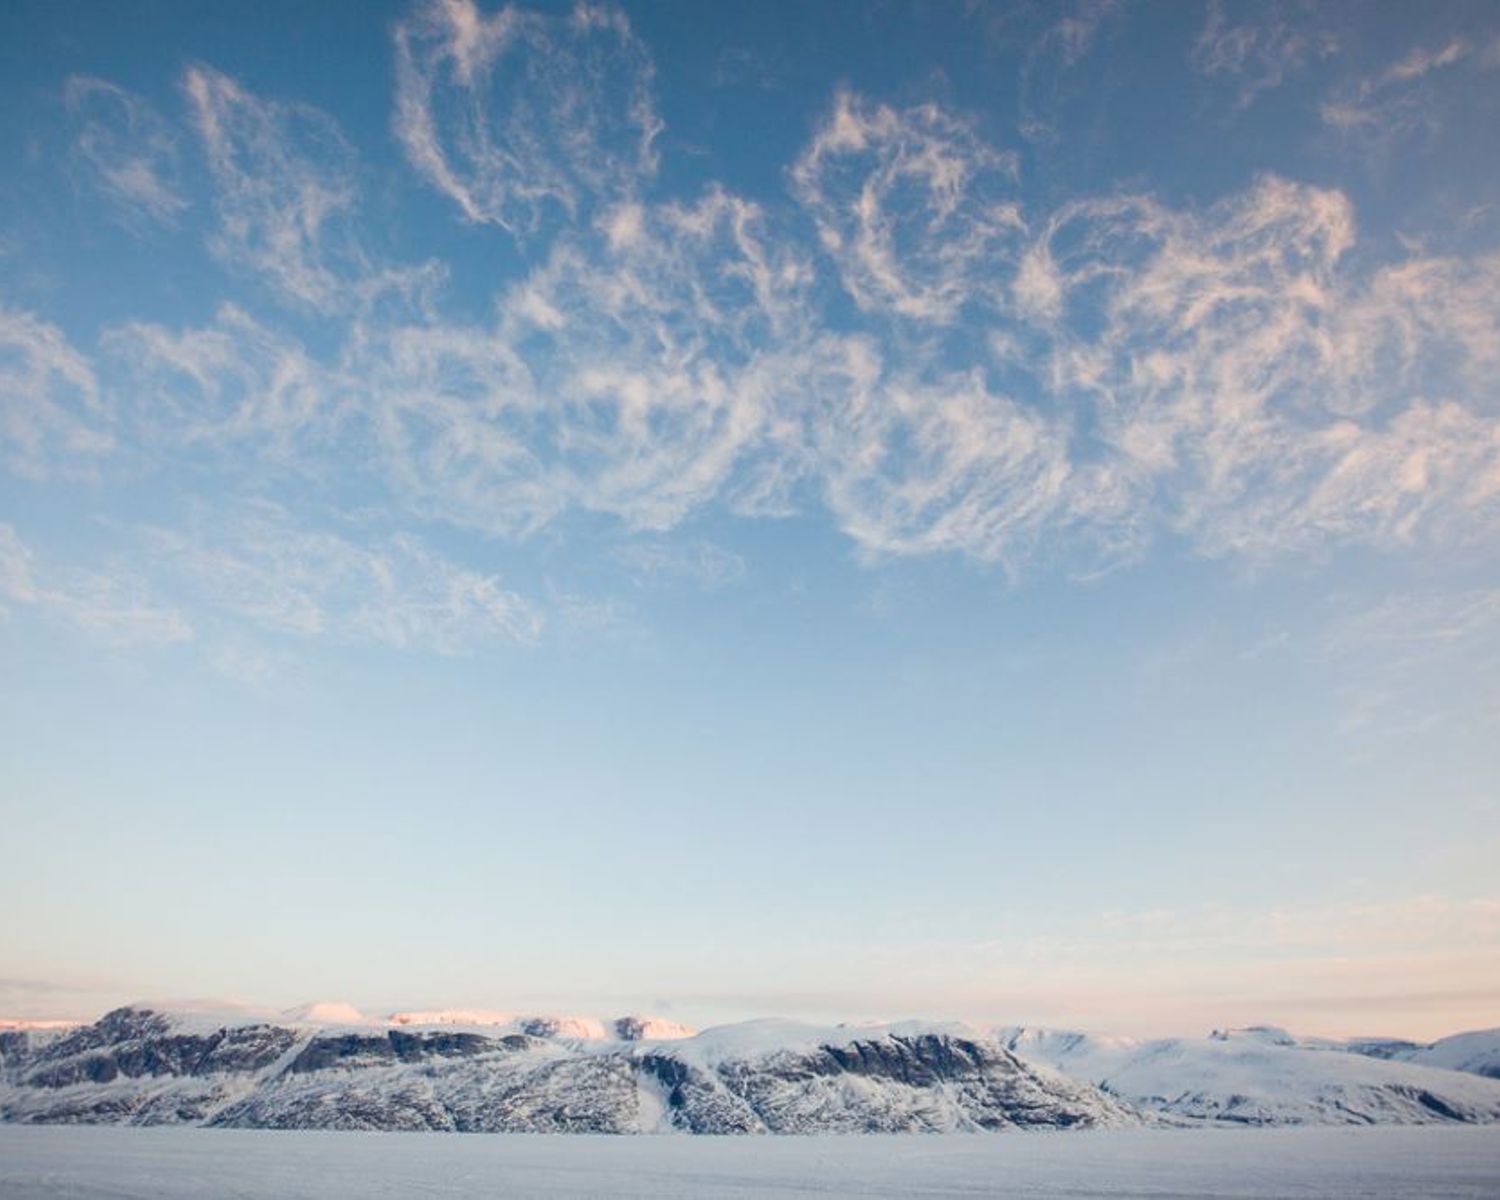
xmin=0 ymin=524 xmax=192 ymax=647
xmin=65 ymin=76 xmax=188 ymax=227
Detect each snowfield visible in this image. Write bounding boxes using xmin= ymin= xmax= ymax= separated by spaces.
xmin=999 ymin=1025 xmax=1500 ymax=1125
xmin=1 ymin=1124 xmax=1498 ymax=1198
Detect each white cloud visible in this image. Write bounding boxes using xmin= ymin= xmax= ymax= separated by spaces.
xmin=64 ymin=76 xmax=187 ymax=227
xmin=103 ymin=303 xmax=331 ymax=454
xmin=1190 ymin=1 xmax=1338 ymax=111
xmin=1015 ymin=0 xmax=1120 ymax=143
xmin=85 ymin=105 xmax=1500 ymax=575
xmin=393 ymin=0 xmax=661 ymax=233
xmin=614 ymin=539 xmax=746 ymax=590
xmin=791 ymin=90 xmax=1023 ymax=322
xmin=0 ymin=309 xmax=113 ymax=479
xmin=1320 ymin=35 xmax=1484 ymax=145
xmin=184 ymin=64 xmax=357 ymax=310
xmin=144 ymin=503 xmax=542 ymax=653
xmin=19 ymin=52 xmax=1500 ymax=599
xmin=0 ymin=524 xmax=191 ymax=647
xmin=1382 ymin=37 xmax=1472 ymax=84
xmin=184 ymin=65 xmax=437 ymax=314
xmin=363 ymin=187 xmax=814 ymax=533
xmin=1011 ymin=175 xmax=1500 ymax=560
xmin=806 ymin=349 xmax=1082 ymax=567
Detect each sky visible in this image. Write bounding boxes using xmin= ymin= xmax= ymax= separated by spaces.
xmin=1 ymin=0 xmax=1498 ymax=1041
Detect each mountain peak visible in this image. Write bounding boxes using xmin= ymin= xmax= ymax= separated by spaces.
xmin=280 ymin=1001 xmax=367 ymax=1026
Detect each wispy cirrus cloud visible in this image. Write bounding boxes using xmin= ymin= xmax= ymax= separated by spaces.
xmin=103 ymin=302 xmax=332 ymax=455
xmin=1320 ymin=35 xmax=1497 ymax=148
xmin=614 ymin=539 xmax=746 ymax=591
xmin=1190 ymin=0 xmax=1337 ymax=112
xmin=31 ymin=76 xmax=1500 ymax=577
xmin=184 ymin=64 xmax=359 ymax=311
xmin=142 ymin=503 xmax=543 ymax=654
xmin=0 ymin=308 xmax=113 ymax=479
xmin=1380 ymin=37 xmax=1474 ymax=85
xmin=806 ymin=353 xmax=1094 ymax=568
xmin=184 ymin=65 xmax=438 ymax=315
xmin=1014 ymin=0 xmax=1120 ymax=144
xmin=0 ymin=524 xmax=191 ymax=647
xmin=363 ymin=186 xmax=813 ymax=534
xmin=8 ymin=4 xmax=1500 ymax=666
xmin=1008 ymin=176 xmax=1500 ymax=560
xmin=791 ymin=89 xmax=1022 ymax=323
xmin=393 ymin=0 xmax=661 ymax=233
xmin=64 ymin=76 xmax=188 ymax=227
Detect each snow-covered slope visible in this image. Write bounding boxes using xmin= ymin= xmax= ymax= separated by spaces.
xmin=1201 ymin=1024 xmax=1500 ymax=1081
xmin=0 ymin=1006 xmax=1129 ymax=1133
xmin=280 ymin=1002 xmax=367 ymax=1027
xmin=1401 ymin=1029 xmax=1500 ymax=1080
xmin=1000 ymin=1026 xmax=1500 ymax=1125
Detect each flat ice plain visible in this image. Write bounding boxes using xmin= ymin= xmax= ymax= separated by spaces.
xmin=2 ymin=1125 xmax=1499 ymax=1198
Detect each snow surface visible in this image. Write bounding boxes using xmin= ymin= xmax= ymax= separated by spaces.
xmin=280 ymin=1002 xmax=368 ymax=1026
xmin=0 ymin=1124 xmax=1497 ymax=1198
xmin=999 ymin=1025 xmax=1500 ymax=1124
xmin=1193 ymin=1023 xmax=1500 ymax=1079
xmin=1407 ymin=1029 xmax=1500 ymax=1079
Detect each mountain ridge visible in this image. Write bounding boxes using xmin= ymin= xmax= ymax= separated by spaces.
xmin=0 ymin=1006 xmax=1135 ymax=1134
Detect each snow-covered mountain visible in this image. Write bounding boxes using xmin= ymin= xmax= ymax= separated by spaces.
xmin=1193 ymin=1023 xmax=1500 ymax=1080
xmin=0 ymin=1006 xmax=1129 ymax=1133
xmin=6 ymin=1004 xmax=1499 ymax=1134
xmin=998 ymin=1025 xmax=1500 ymax=1125
xmin=1399 ymin=1028 xmax=1500 ymax=1079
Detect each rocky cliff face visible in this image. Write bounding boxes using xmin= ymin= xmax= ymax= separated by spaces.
xmin=0 ymin=1008 xmax=1133 ymax=1133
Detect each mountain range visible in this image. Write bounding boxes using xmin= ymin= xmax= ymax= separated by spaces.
xmin=2 ymin=1004 xmax=1497 ymax=1134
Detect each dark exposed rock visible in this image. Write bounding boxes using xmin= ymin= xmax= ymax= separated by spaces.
xmin=288 ymin=1035 xmax=397 ymax=1074
xmin=386 ymin=1030 xmax=494 ymax=1062
xmin=639 ymin=1053 xmax=761 ymax=1133
xmin=21 ymin=1017 xmax=296 ymax=1089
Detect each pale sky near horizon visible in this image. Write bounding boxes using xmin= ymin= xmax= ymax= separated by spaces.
xmin=2 ymin=0 xmax=1499 ymax=1042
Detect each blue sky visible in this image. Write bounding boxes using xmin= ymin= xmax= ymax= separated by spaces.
xmin=2 ymin=0 xmax=1498 ymax=1039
